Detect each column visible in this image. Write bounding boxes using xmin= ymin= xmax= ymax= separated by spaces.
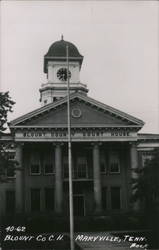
xmin=130 ymin=142 xmax=139 ymax=211
xmin=93 ymin=143 xmax=102 ymax=214
xmin=15 ymin=143 xmax=24 ymax=213
xmin=54 ymin=143 xmax=63 ymax=214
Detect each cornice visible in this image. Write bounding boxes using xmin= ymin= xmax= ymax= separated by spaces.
xmin=10 ymin=125 xmax=141 ymax=129
xmin=137 ymin=133 xmax=159 ymax=142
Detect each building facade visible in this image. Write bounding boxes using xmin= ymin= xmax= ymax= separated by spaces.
xmin=0 ymin=38 xmax=159 ymax=218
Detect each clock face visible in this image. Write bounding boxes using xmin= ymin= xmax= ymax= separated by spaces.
xmin=57 ymin=68 xmax=71 ymax=81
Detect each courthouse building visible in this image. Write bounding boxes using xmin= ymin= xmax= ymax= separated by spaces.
xmin=0 ymin=38 xmax=159 ymax=218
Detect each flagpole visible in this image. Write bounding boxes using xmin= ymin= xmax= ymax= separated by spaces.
xmin=66 ymin=45 xmax=74 ymax=250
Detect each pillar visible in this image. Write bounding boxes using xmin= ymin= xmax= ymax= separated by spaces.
xmin=15 ymin=143 xmax=24 ymax=213
xmin=54 ymin=143 xmax=63 ymax=214
xmin=93 ymin=143 xmax=102 ymax=214
xmin=130 ymin=142 xmax=139 ymax=211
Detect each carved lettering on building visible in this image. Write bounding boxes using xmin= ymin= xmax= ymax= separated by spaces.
xmin=23 ymin=132 xmax=46 ymax=137
xmin=111 ymin=131 xmax=130 ymax=137
xmin=19 ymin=130 xmax=132 ymax=139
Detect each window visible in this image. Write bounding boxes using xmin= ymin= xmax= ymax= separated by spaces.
xmin=8 ymin=154 xmax=15 ymax=160
xmin=102 ymin=187 xmax=107 ymax=210
xmin=109 ymin=151 xmax=120 ymax=173
xmin=30 ymin=152 xmax=41 ymax=175
xmin=30 ymin=164 xmax=40 ymax=175
xmin=44 ymin=164 xmax=54 ymax=174
xmin=100 ymin=152 xmax=107 ymax=173
xmin=75 ymin=156 xmax=87 ymax=178
xmin=6 ymin=154 xmax=15 ymax=178
xmin=53 ymin=97 xmax=60 ymax=102
xmin=111 ymin=187 xmax=121 ymax=209
xmin=6 ymin=190 xmax=15 ymax=213
xmin=43 ymin=152 xmax=54 ymax=174
xmin=73 ymin=195 xmax=85 ymax=216
xmin=31 ymin=189 xmax=40 ymax=211
xmin=6 ymin=168 xmax=15 ymax=178
xmin=45 ymin=188 xmax=54 ymax=211
xmin=63 ymin=156 xmax=69 ymax=178
xmin=64 ymin=155 xmax=88 ymax=179
xmin=142 ymin=153 xmax=153 ymax=167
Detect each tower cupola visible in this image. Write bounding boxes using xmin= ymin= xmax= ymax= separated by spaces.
xmin=40 ymin=37 xmax=88 ymax=106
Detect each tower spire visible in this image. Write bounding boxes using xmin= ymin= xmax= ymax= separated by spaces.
xmin=61 ymin=34 xmax=64 ymax=40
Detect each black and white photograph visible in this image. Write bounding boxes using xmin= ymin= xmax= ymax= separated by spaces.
xmin=0 ymin=1 xmax=159 ymax=249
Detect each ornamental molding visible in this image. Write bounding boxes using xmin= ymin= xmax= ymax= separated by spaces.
xmin=13 ymin=127 xmax=138 ymax=142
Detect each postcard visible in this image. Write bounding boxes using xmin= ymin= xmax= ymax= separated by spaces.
xmin=0 ymin=1 xmax=159 ymax=249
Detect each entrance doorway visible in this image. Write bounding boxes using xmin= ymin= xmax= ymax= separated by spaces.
xmin=73 ymin=195 xmax=85 ymax=216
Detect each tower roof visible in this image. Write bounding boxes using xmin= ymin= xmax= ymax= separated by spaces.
xmin=44 ymin=37 xmax=83 ymax=73
xmin=45 ymin=38 xmax=83 ymax=58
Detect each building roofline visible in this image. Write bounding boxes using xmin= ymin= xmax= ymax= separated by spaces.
xmin=9 ymin=92 xmax=144 ymax=127
xmin=138 ymin=133 xmax=159 ymax=141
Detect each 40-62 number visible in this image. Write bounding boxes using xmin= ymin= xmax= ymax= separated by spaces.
xmin=5 ymin=226 xmax=26 ymax=232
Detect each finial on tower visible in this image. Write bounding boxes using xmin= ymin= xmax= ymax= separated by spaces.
xmin=61 ymin=34 xmax=64 ymax=40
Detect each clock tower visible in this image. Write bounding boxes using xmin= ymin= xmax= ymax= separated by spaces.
xmin=40 ymin=36 xmax=88 ymax=106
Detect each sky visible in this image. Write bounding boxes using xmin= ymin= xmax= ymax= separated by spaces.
xmin=0 ymin=0 xmax=159 ymax=133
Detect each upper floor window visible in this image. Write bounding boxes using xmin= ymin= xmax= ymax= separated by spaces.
xmin=6 ymin=154 xmax=16 ymax=178
xmin=43 ymin=152 xmax=54 ymax=175
xmin=44 ymin=164 xmax=54 ymax=174
xmin=63 ymin=156 xmax=69 ymax=178
xmin=6 ymin=168 xmax=15 ymax=178
xmin=63 ymin=155 xmax=88 ymax=179
xmin=75 ymin=156 xmax=87 ymax=179
xmin=8 ymin=154 xmax=15 ymax=160
xmin=30 ymin=152 xmax=41 ymax=175
xmin=100 ymin=151 xmax=107 ymax=174
xmin=142 ymin=152 xmax=153 ymax=167
xmin=109 ymin=151 xmax=120 ymax=174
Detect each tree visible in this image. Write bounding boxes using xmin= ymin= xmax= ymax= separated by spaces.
xmin=0 ymin=92 xmax=15 ymax=131
xmin=0 ymin=91 xmax=16 ymax=182
xmin=132 ymin=149 xmax=159 ymax=211
xmin=131 ymin=149 xmax=159 ymax=248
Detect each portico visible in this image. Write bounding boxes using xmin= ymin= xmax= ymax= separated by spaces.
xmin=12 ymin=127 xmax=140 ymax=216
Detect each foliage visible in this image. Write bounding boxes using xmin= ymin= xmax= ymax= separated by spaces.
xmin=131 ymin=149 xmax=159 ymax=248
xmin=0 ymin=92 xmax=17 ymax=182
xmin=0 ymin=91 xmax=15 ymax=132
xmin=131 ymin=149 xmax=159 ymax=211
